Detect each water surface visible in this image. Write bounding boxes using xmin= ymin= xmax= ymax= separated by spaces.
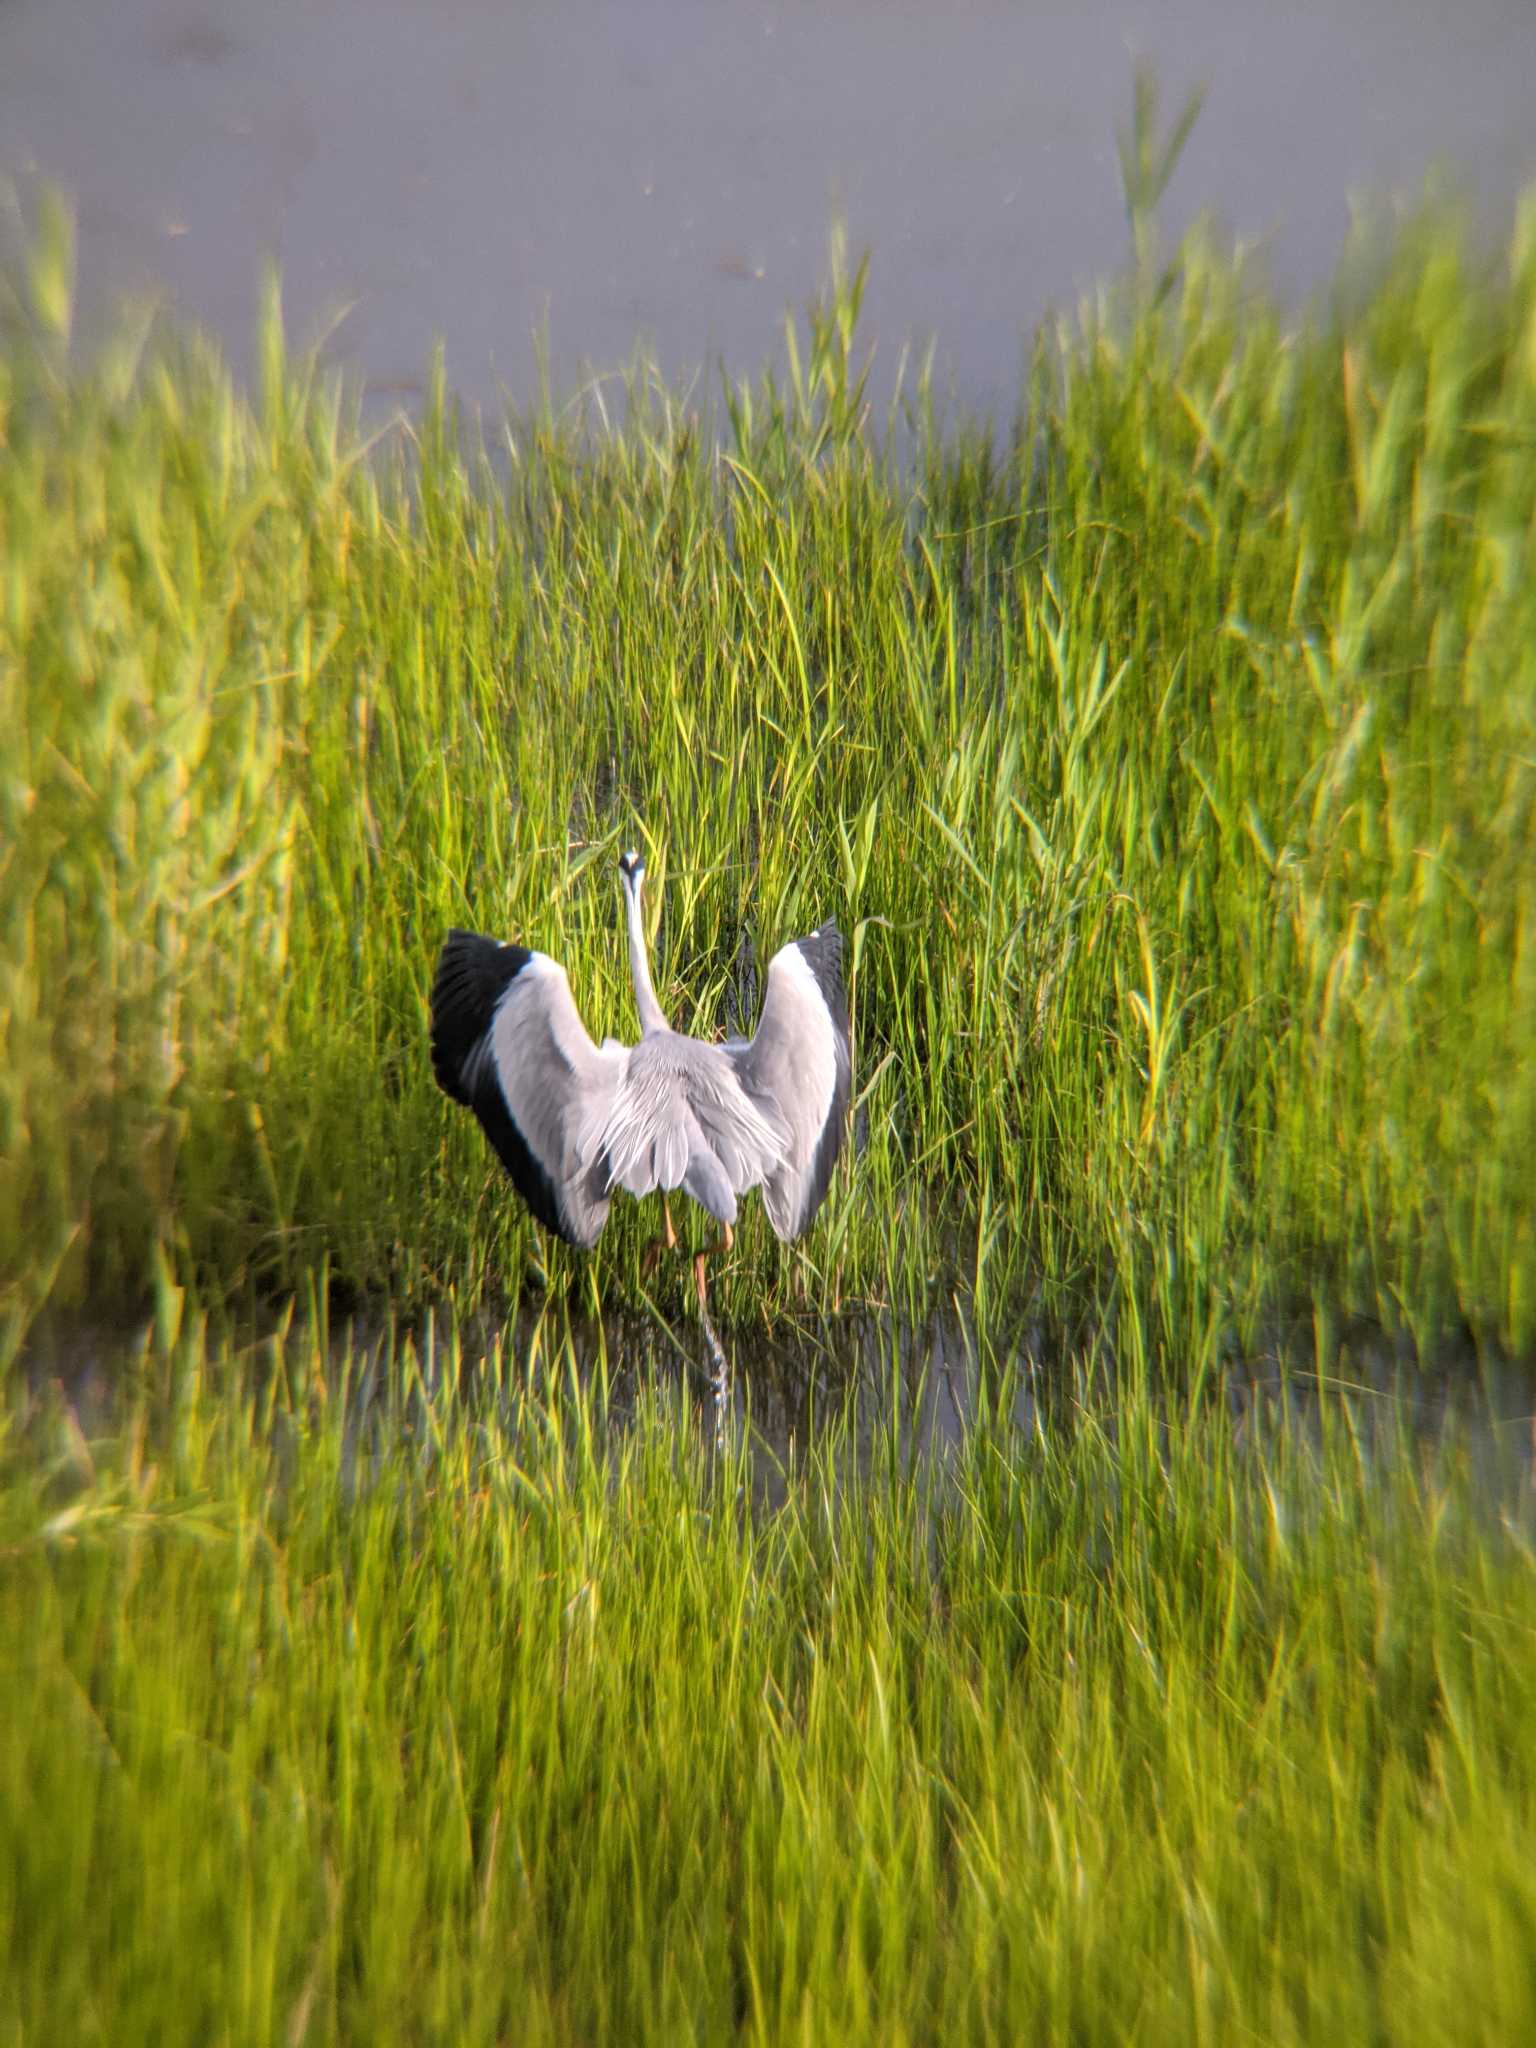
xmin=3 ymin=0 xmax=1533 ymax=415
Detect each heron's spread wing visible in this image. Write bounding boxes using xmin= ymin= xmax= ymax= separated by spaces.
xmin=726 ymin=919 xmax=850 ymax=1240
xmin=430 ymin=929 xmax=627 ymax=1247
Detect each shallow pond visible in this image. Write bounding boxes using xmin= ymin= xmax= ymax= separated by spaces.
xmin=22 ymin=1285 xmax=1536 ymax=1529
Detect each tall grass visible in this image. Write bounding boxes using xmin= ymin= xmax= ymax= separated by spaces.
xmin=6 ymin=108 xmax=1536 ymax=2043
xmin=4 ymin=1298 xmax=1536 ymax=2044
xmin=3 ymin=147 xmax=1534 ymax=1367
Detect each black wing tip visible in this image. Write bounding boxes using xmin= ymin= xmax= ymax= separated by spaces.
xmin=794 ymin=919 xmax=848 ymax=1029
xmin=429 ymin=929 xmax=590 ymax=1245
xmin=429 ymin=929 xmax=532 ymax=1105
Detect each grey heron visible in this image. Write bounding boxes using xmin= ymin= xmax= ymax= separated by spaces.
xmin=429 ymin=850 xmax=850 ymax=1309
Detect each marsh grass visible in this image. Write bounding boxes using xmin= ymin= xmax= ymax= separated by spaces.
xmin=5 ymin=1297 xmax=1536 ymax=2045
xmin=5 ymin=109 xmax=1536 ymax=2037
xmin=4 ymin=153 xmax=1535 ymax=1367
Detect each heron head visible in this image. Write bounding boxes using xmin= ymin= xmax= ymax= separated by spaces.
xmin=618 ymin=849 xmax=644 ymax=888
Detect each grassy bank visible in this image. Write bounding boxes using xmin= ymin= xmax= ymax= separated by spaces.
xmin=4 ymin=171 xmax=1534 ymax=1365
xmin=5 ymin=1300 xmax=1536 ymax=2045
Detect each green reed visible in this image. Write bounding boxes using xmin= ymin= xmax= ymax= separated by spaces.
xmin=5 ymin=87 xmax=1536 ymax=2036
xmin=3 ymin=150 xmax=1534 ymax=1368
xmin=4 ymin=1295 xmax=1536 ymax=2045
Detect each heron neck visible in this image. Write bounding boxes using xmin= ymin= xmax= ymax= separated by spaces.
xmin=625 ymin=882 xmax=668 ymax=1035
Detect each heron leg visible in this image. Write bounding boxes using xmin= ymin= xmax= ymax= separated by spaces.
xmin=641 ymin=1195 xmax=680 ymax=1277
xmin=691 ymin=1223 xmax=735 ymax=1454
xmin=691 ymin=1222 xmax=735 ymax=1310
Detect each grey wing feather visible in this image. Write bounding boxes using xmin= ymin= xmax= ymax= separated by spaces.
xmin=726 ymin=919 xmax=851 ymax=1240
xmin=487 ymin=955 xmax=629 ymax=1247
xmin=431 ymin=931 xmax=626 ymax=1248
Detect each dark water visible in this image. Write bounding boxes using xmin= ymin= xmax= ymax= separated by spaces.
xmin=3 ymin=0 xmax=1534 ymax=418
xmin=340 ymin=1301 xmax=1536 ymax=1532
xmin=23 ymin=1289 xmax=1536 ymax=1522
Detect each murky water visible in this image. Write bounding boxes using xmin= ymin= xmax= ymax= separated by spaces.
xmin=3 ymin=0 xmax=1533 ymax=417
xmin=24 ymin=1288 xmax=1536 ymax=1523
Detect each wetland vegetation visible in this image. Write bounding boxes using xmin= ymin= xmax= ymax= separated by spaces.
xmin=3 ymin=105 xmax=1536 ymax=2039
